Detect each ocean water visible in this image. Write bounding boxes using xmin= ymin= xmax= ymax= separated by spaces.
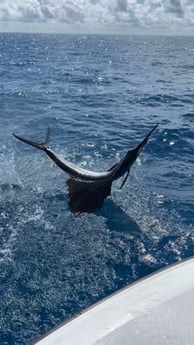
xmin=0 ymin=33 xmax=194 ymax=344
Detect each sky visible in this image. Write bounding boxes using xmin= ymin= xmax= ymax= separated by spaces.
xmin=0 ymin=0 xmax=194 ymax=35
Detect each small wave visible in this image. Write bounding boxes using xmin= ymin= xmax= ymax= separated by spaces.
xmin=182 ymin=64 xmax=194 ymax=70
xmin=9 ymin=60 xmax=35 ymax=67
xmin=182 ymin=112 xmax=194 ymax=121
xmin=156 ymin=79 xmax=172 ymax=84
xmin=0 ymin=90 xmax=27 ymax=99
xmin=71 ymin=76 xmax=94 ymax=85
xmin=151 ymin=61 xmax=164 ymax=67
xmin=139 ymin=94 xmax=181 ymax=106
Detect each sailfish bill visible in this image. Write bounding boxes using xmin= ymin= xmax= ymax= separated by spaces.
xmin=13 ymin=124 xmax=158 ymax=215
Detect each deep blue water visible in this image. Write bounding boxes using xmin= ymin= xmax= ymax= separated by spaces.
xmin=0 ymin=33 xmax=194 ymax=344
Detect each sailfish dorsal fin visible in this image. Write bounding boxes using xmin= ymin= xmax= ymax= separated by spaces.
xmin=66 ymin=178 xmax=112 ymax=215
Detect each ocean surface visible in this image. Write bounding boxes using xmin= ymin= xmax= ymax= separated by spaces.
xmin=0 ymin=33 xmax=194 ymax=344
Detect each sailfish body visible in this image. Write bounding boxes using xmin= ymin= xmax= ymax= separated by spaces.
xmin=13 ymin=125 xmax=158 ymax=215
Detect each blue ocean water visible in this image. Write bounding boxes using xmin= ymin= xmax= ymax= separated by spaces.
xmin=0 ymin=33 xmax=194 ymax=344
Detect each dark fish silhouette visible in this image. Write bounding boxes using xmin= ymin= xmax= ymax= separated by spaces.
xmin=13 ymin=124 xmax=158 ymax=215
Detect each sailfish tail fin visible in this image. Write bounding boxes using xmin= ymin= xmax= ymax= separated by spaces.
xmin=44 ymin=127 xmax=50 ymax=147
xmin=108 ymin=123 xmax=159 ymax=173
xmin=124 ymin=123 xmax=159 ymax=169
xmin=136 ymin=123 xmax=159 ymax=155
xmin=13 ymin=128 xmax=50 ymax=151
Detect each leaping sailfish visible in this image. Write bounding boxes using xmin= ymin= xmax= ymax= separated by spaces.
xmin=13 ymin=125 xmax=158 ymax=215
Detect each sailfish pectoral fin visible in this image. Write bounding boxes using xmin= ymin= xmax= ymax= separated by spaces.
xmin=66 ymin=178 xmax=112 ymax=215
xmin=119 ymin=170 xmax=130 ymax=189
xmin=13 ymin=128 xmax=50 ymax=151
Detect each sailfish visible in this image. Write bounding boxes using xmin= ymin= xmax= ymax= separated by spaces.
xmin=13 ymin=124 xmax=158 ymax=215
